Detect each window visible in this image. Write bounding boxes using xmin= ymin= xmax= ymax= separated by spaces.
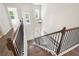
xmin=9 ymin=11 xmax=15 ymax=19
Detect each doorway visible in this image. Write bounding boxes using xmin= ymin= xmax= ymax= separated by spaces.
xmin=7 ymin=7 xmax=20 ymax=31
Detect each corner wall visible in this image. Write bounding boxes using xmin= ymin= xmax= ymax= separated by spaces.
xmin=0 ymin=3 xmax=12 ymax=37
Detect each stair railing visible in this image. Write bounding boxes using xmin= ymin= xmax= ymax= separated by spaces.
xmin=34 ymin=27 xmax=79 ymax=55
xmin=6 ymin=21 xmax=24 ymax=56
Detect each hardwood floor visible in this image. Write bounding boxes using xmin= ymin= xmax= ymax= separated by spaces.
xmin=0 ymin=29 xmax=14 ymax=56
xmin=27 ymin=40 xmax=53 ymax=56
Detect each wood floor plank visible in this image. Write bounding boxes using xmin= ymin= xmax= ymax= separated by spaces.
xmin=27 ymin=40 xmax=53 ymax=56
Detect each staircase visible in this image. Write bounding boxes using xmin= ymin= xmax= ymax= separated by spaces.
xmin=34 ymin=27 xmax=79 ymax=55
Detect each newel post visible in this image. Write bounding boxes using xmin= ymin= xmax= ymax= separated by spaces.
xmin=56 ymin=27 xmax=66 ymax=55
xmin=7 ymin=38 xmax=18 ymax=56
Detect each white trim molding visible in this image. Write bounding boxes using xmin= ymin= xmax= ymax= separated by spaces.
xmin=0 ymin=27 xmax=12 ymax=39
xmin=58 ymin=43 xmax=79 ymax=56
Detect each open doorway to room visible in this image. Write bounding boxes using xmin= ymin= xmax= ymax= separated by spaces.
xmin=7 ymin=7 xmax=20 ymax=31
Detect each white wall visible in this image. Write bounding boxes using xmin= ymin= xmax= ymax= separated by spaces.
xmin=0 ymin=3 xmax=12 ymax=37
xmin=41 ymin=3 xmax=79 ymax=34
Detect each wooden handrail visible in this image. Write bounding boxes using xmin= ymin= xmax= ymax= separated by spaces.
xmin=34 ymin=30 xmax=61 ymax=39
xmin=13 ymin=22 xmax=21 ymax=40
xmin=6 ymin=21 xmax=24 ymax=56
xmin=65 ymin=27 xmax=79 ymax=31
xmin=35 ymin=26 xmax=79 ymax=39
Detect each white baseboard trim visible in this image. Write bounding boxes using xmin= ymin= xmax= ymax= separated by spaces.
xmin=34 ymin=43 xmax=57 ymax=56
xmin=34 ymin=43 xmax=79 ymax=56
xmin=0 ymin=28 xmax=12 ymax=38
xmin=58 ymin=43 xmax=79 ymax=56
